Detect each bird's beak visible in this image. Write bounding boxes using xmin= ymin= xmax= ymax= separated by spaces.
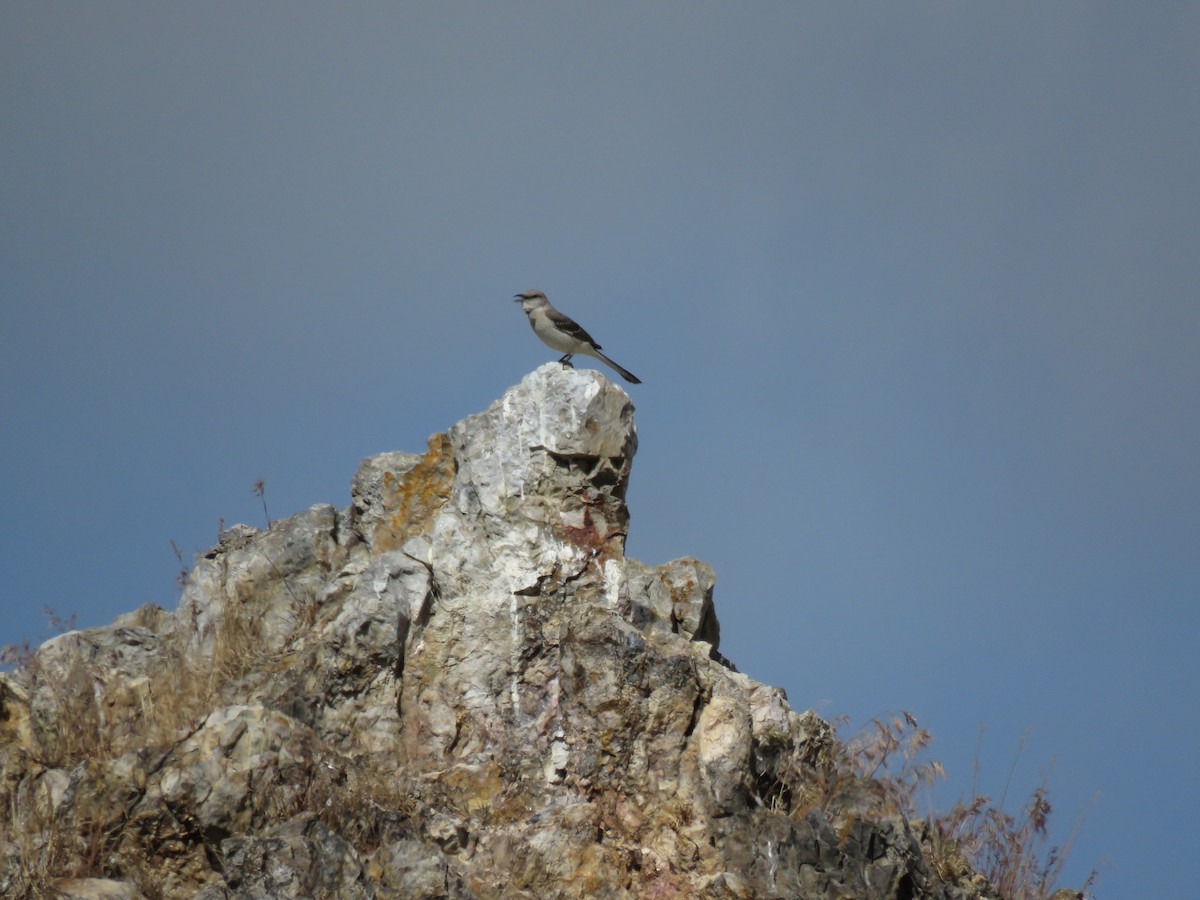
xmin=513 ymin=294 xmax=525 ymax=301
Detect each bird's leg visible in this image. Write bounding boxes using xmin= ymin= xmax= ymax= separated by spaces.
xmin=558 ymin=354 xmax=575 ymax=368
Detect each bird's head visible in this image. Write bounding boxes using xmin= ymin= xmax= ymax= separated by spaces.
xmin=514 ymin=290 xmax=547 ymax=305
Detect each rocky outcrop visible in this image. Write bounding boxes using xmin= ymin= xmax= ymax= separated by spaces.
xmin=1 ymin=364 xmax=994 ymax=898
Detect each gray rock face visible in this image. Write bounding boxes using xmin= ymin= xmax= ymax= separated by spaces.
xmin=0 ymin=364 xmax=991 ymax=898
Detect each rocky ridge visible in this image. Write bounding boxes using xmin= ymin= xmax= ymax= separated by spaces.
xmin=1 ymin=364 xmax=996 ymax=898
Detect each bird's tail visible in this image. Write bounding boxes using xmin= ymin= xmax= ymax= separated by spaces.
xmin=596 ymin=351 xmax=641 ymax=384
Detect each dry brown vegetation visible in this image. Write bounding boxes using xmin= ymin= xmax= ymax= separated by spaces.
xmin=3 ymin=599 xmax=1096 ymax=899
xmin=0 ymin=594 xmax=418 ymax=898
xmin=770 ymin=710 xmax=1099 ymax=899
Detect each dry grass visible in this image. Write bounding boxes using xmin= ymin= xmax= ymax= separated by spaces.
xmin=924 ymin=736 xmax=1101 ymax=900
xmin=267 ymin=748 xmax=419 ymax=856
xmin=816 ymin=710 xmax=944 ymax=819
xmin=2 ymin=609 xmax=112 ymax=767
xmin=773 ymin=711 xmax=1099 ymax=900
xmin=0 ymin=766 xmax=132 ymax=899
xmin=0 ymin=587 xmax=298 ymax=892
xmin=0 ymin=562 xmax=414 ymax=896
xmin=5 ymin=591 xmax=1100 ymax=900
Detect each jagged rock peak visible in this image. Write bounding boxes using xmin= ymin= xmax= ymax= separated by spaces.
xmin=0 ymin=365 xmax=992 ymax=899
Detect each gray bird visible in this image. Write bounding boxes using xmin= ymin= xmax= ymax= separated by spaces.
xmin=514 ymin=290 xmax=641 ymax=384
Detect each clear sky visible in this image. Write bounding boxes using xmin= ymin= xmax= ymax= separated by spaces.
xmin=3 ymin=4 xmax=1197 ymax=895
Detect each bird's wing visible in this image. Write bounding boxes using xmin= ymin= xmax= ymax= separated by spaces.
xmin=548 ymin=308 xmax=602 ymax=349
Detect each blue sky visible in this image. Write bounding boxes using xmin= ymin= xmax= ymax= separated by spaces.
xmin=3 ymin=4 xmax=1197 ymax=895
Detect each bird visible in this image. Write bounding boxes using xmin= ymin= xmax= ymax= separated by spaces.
xmin=513 ymin=290 xmax=641 ymax=384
